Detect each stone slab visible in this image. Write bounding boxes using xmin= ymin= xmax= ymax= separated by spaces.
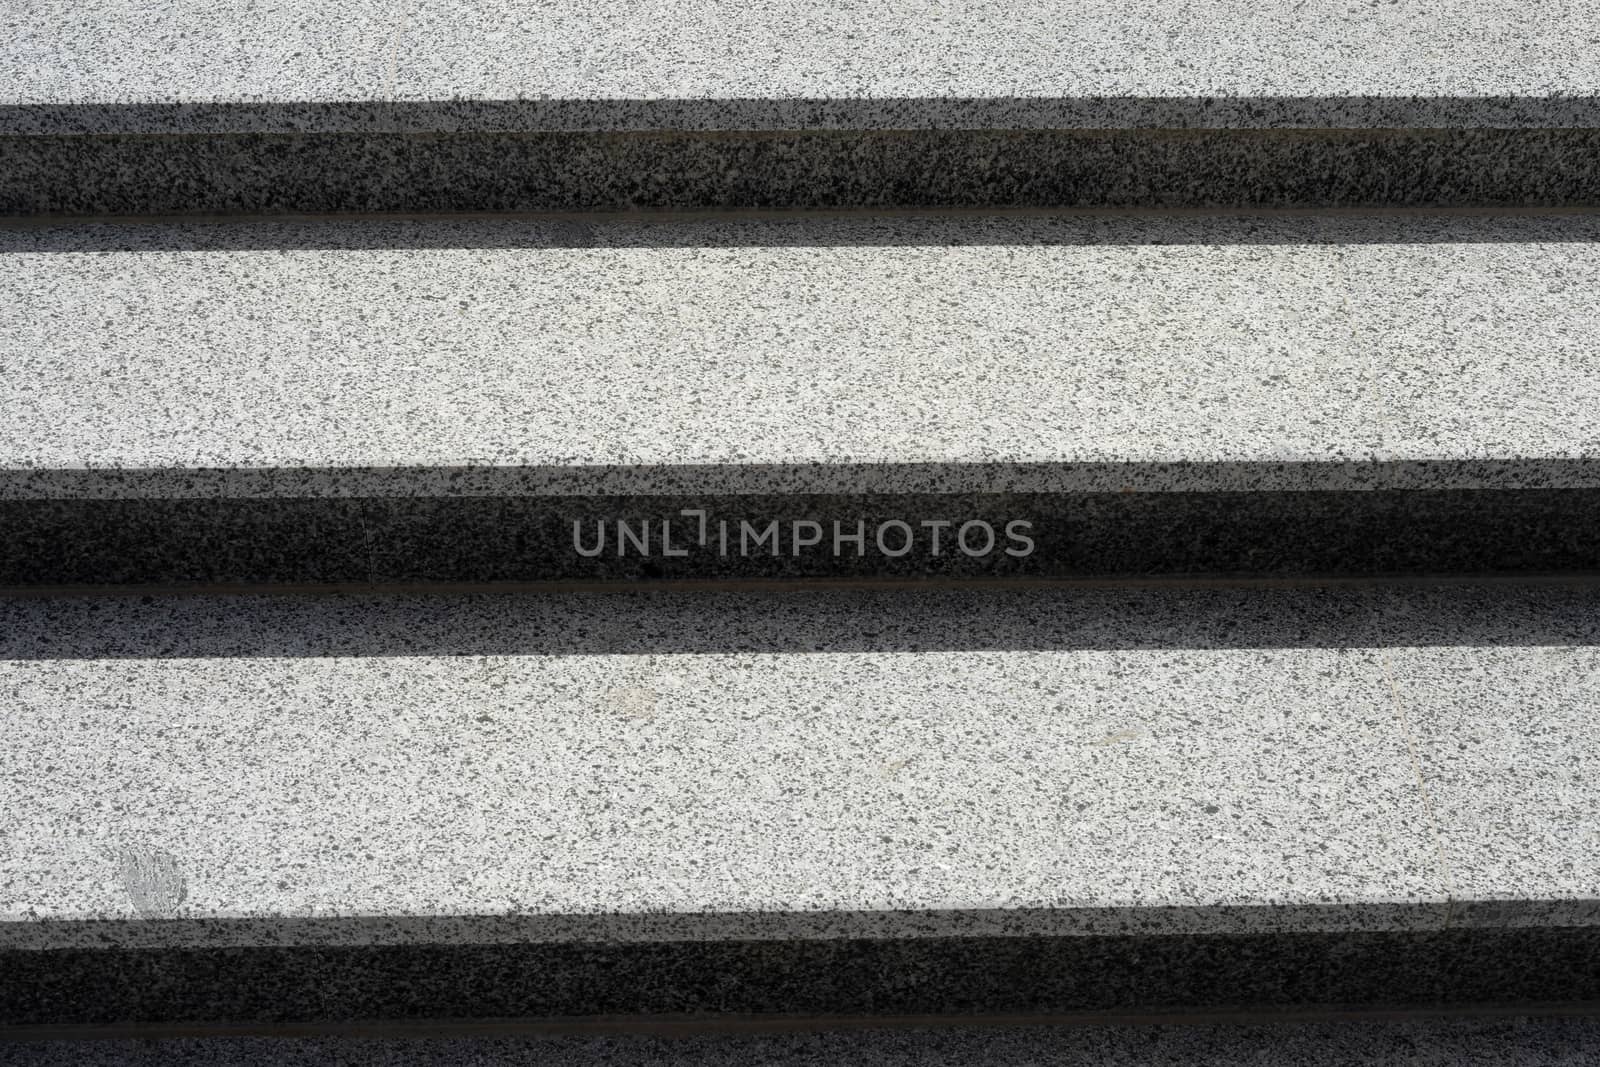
xmin=5 ymin=215 xmax=1600 ymax=585
xmin=0 ymin=587 xmax=1450 ymax=948
xmin=8 ymin=214 xmax=1600 ymax=495
xmin=5 ymin=0 xmax=1600 ymax=132
xmin=6 ymin=585 xmax=1600 ymax=1023
xmin=6 ymin=3 xmax=1600 ymax=214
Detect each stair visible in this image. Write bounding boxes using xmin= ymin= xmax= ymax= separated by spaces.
xmin=5 ymin=586 xmax=1600 ymax=1028
xmin=5 ymin=214 xmax=1600 ymax=590
xmin=4 ymin=0 xmax=1600 ymax=215
xmin=4 ymin=0 xmax=1600 ymax=1051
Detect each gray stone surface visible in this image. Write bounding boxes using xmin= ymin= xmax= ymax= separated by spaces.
xmin=5 ymin=0 xmax=1600 ymax=131
xmin=0 ymin=587 xmax=1450 ymax=949
xmin=4 ymin=583 xmax=1600 ymax=952
xmin=7 ymin=1017 xmax=1600 ymax=1065
xmin=7 ymin=585 xmax=1600 ymax=1023
xmin=5 ymin=213 xmax=1600 ymax=498
xmin=1391 ymin=644 xmax=1600 ymax=930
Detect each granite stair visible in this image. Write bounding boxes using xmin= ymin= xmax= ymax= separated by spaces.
xmin=3 ymin=587 xmax=1600 ymax=1029
xmin=4 ymin=0 xmax=1599 ymax=216
xmin=4 ymin=0 xmax=1600 ymax=1048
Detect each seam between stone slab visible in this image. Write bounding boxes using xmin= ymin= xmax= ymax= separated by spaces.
xmin=1379 ymin=650 xmax=1460 ymax=929
xmin=379 ymin=6 xmax=413 ymax=110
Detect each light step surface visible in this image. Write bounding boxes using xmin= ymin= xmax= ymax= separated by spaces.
xmin=3 ymin=585 xmax=1599 ymax=1024
xmin=4 ymin=214 xmax=1600 ymax=587
xmin=8 ymin=0 xmax=1597 ymax=128
xmin=4 ymin=2 xmax=1599 ymax=213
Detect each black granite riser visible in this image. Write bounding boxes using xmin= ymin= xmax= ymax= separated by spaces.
xmin=5 ymin=129 xmax=1599 ymax=217
xmin=5 ymin=490 xmax=1600 ymax=588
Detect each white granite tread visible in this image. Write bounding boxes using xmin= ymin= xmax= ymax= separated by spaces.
xmin=4 ymin=214 xmax=1600 ymax=497
xmin=5 ymin=0 xmax=1600 ymax=130
xmin=3 ymin=585 xmax=1596 ymax=949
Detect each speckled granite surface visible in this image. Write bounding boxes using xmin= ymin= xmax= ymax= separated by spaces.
xmin=5 ymin=0 xmax=1600 ymax=131
xmin=4 ymin=584 xmax=1599 ymax=948
xmin=0 ymin=588 xmax=1447 ymax=947
xmin=3 ymin=585 xmax=1600 ymax=1022
xmin=7 ymin=1017 xmax=1600 ymax=1066
xmin=6 ymin=214 xmax=1600 ymax=495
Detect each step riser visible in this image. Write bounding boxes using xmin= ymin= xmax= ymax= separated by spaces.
xmin=7 ymin=129 xmax=1600 ymax=217
xmin=7 ymin=490 xmax=1600 ymax=588
xmin=8 ymin=928 xmax=1600 ymax=1027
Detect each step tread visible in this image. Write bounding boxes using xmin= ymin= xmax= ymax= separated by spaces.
xmin=3 ymin=585 xmax=1597 ymax=950
xmin=6 ymin=1 xmax=1599 ymax=131
xmin=5 ymin=214 xmax=1600 ymax=498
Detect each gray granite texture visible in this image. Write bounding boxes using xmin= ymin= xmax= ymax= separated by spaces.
xmin=0 ymin=588 xmax=1450 ymax=947
xmin=1391 ymin=644 xmax=1600 ymax=930
xmin=7 ymin=1017 xmax=1600 ymax=1065
xmin=7 ymin=214 xmax=1600 ymax=497
xmin=5 ymin=584 xmax=1600 ymax=1022
xmin=5 ymin=0 xmax=1600 ymax=131
xmin=7 ymin=214 xmax=1600 ymax=585
xmin=4 ymin=583 xmax=1600 ymax=945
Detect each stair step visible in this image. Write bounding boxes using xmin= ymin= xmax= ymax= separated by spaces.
xmin=3 ymin=585 xmax=1599 ymax=1025
xmin=5 ymin=214 xmax=1600 ymax=589
xmin=5 ymin=1 xmax=1599 ymax=215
